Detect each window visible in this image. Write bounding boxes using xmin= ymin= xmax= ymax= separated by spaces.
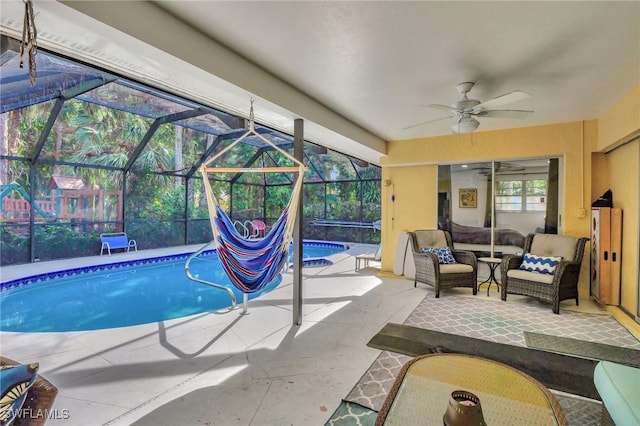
xmin=496 ymin=179 xmax=547 ymax=212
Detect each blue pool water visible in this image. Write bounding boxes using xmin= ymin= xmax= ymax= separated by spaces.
xmin=0 ymin=241 xmax=347 ymax=333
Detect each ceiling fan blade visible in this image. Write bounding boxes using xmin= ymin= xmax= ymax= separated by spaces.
xmin=474 ymin=90 xmax=530 ymax=110
xmin=474 ymin=109 xmax=534 ymax=119
xmin=402 ymin=115 xmax=452 ymax=130
xmin=424 ymin=103 xmax=457 ymax=111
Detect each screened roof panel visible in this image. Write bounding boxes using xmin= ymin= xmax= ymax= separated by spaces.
xmin=235 ymin=172 xmax=264 ymax=185
xmin=202 ymin=138 xmax=259 ymax=181
xmin=2 ymin=39 xmax=381 ymax=187
xmin=76 ymin=81 xmax=193 ymax=119
xmin=40 ymin=98 xmax=153 ymax=167
xmin=130 ymin=122 xmax=206 ymax=174
xmin=0 ymin=50 xmax=115 ymax=114
xmin=302 ymin=155 xmax=324 ymax=182
xmin=3 ymin=100 xmax=58 ymax=159
xmin=306 ymin=150 xmax=357 ymax=181
xmin=352 ymin=160 xmax=382 ymax=180
xmin=263 ymin=152 xmax=295 ymax=185
xmin=174 ymin=112 xmax=240 ymax=137
xmin=240 ymin=125 xmax=294 ymax=148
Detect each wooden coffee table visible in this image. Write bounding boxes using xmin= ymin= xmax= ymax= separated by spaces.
xmin=376 ymin=353 xmax=567 ymax=425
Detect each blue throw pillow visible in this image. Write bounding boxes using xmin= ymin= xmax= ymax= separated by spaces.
xmin=519 ymin=254 xmax=562 ymax=275
xmin=0 ymin=362 xmax=39 ymax=426
xmin=420 ymin=247 xmax=457 ymax=264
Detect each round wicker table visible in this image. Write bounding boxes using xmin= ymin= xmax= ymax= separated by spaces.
xmin=375 ymin=353 xmax=567 ymax=426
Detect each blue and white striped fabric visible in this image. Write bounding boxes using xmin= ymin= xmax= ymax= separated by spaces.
xmin=519 ymin=254 xmax=562 ymax=275
xmin=213 ymin=205 xmax=289 ymax=293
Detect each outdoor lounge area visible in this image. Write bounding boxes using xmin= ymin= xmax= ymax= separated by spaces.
xmin=1 ymin=247 xmax=639 ymax=425
xmin=2 ymin=1 xmax=640 ymax=425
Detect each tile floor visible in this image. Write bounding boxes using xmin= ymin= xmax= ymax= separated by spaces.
xmin=1 ymin=245 xmax=638 ymax=426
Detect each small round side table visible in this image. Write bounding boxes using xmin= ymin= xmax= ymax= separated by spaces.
xmin=477 ymin=257 xmax=502 ymax=296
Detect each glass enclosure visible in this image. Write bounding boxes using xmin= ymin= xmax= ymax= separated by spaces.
xmin=438 ymin=158 xmax=561 ymax=256
xmin=0 ymin=39 xmax=381 ymax=265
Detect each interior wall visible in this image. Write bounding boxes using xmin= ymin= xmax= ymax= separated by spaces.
xmin=597 ymin=85 xmax=640 ymax=152
xmin=381 ymin=121 xmax=592 ymax=293
xmin=380 ymin=165 xmax=437 ymax=272
xmin=591 ymin=152 xmax=610 ymax=201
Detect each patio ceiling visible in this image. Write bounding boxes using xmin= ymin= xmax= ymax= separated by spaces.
xmin=1 ymin=1 xmax=639 ymax=165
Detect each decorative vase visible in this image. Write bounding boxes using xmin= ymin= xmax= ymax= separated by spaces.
xmin=443 ymin=390 xmax=487 ymax=426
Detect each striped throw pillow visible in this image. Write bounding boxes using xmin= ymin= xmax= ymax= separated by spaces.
xmin=519 ymin=254 xmax=562 ymax=275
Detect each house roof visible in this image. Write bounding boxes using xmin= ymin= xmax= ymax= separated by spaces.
xmin=48 ymin=175 xmax=86 ymax=190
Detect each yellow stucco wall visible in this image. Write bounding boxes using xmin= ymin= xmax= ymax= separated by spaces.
xmin=380 ymin=165 xmax=437 ymax=266
xmin=597 ymin=85 xmax=640 ymax=152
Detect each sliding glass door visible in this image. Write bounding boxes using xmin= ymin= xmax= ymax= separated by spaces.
xmin=438 ymin=158 xmax=561 ymax=257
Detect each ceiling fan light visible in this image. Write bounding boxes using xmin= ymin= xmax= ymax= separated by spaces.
xmin=452 ymin=117 xmax=479 ymax=133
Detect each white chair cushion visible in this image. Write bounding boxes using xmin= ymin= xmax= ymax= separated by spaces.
xmin=439 ymin=264 xmax=474 ymax=274
xmin=507 ymin=269 xmax=554 ymax=284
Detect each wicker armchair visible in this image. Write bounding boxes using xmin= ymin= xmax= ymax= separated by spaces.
xmin=500 ymin=233 xmax=589 ymax=314
xmin=0 ymin=356 xmax=58 ymax=426
xmin=409 ymin=229 xmax=478 ymax=297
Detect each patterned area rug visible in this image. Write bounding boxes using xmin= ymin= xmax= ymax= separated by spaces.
xmin=366 ymin=323 xmax=601 ymax=399
xmin=326 ymin=289 xmax=640 ymax=425
xmin=325 ymin=401 xmax=377 ymax=426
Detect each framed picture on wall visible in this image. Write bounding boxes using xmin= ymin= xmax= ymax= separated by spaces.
xmin=459 ymin=188 xmax=477 ymax=208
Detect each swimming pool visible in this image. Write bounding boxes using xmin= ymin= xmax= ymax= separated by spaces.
xmin=0 ymin=241 xmax=348 ymax=333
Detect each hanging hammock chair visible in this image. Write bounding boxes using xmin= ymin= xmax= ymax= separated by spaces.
xmin=195 ymin=104 xmax=306 ymax=294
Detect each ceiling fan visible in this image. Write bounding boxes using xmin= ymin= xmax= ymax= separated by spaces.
xmin=468 ymin=161 xmax=527 ymax=175
xmin=405 ymin=82 xmax=533 ymax=133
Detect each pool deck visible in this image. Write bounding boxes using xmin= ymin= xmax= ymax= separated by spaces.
xmin=1 ymin=244 xmax=638 ymax=425
xmin=2 ymin=243 xmax=404 ymax=425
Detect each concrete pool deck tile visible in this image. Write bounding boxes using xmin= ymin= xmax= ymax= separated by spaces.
xmin=245 ymin=326 xmax=377 ymax=381
xmin=0 ymin=331 xmax=77 ymax=358
xmin=34 ymin=349 xmax=116 ymax=389
xmin=52 ymin=354 xmax=245 ymax=411
xmin=119 ymin=352 xmax=270 ymax=425
xmin=48 ymin=394 xmax=132 ymax=426
xmin=128 ymin=320 xmax=392 ymax=426
xmin=127 ymin=365 xmax=272 ymax=426
xmin=215 ymin=307 xmax=294 ymax=349
xmin=128 ymin=320 xmax=384 ymax=426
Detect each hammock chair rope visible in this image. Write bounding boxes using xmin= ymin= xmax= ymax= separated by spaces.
xmin=196 ymin=101 xmax=306 ymax=294
xmin=20 ymin=0 xmax=38 ymax=86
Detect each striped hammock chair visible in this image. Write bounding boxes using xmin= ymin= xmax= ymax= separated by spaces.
xmin=199 ymin=110 xmax=306 ymax=294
